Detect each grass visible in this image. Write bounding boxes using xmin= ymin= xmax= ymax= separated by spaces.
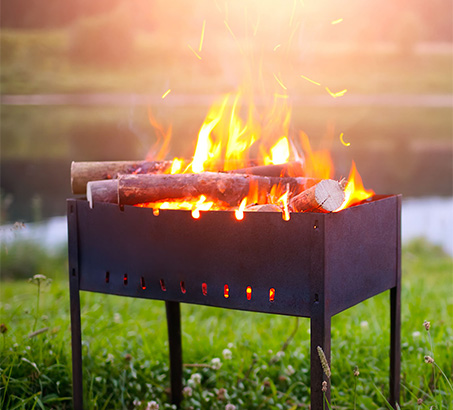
xmin=0 ymin=238 xmax=452 ymax=409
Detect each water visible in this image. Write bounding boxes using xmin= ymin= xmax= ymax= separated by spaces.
xmin=1 ymin=197 xmax=452 ymax=256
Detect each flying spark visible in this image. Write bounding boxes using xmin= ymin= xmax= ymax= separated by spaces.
xmin=339 ymin=133 xmax=350 ymax=147
xmin=188 ymin=44 xmax=202 ymax=60
xmin=331 ymin=18 xmax=344 ymax=25
xmin=325 ymin=87 xmax=347 ymax=98
xmin=161 ymin=89 xmax=171 ymax=99
xmin=273 ymin=73 xmax=287 ymax=90
xmin=301 ymin=75 xmax=321 ymax=86
xmin=199 ymin=20 xmax=206 ymax=52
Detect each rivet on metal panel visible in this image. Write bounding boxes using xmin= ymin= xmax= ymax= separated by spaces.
xmin=105 ymin=271 xmax=110 ymax=283
xmin=160 ymin=279 xmax=167 ymax=291
xmin=141 ymin=277 xmax=146 ymax=290
xmin=313 ymin=220 xmax=319 ymax=230
xmin=119 ymin=204 xmax=125 ymax=212
xmin=153 ymin=209 xmax=159 ymax=216
xmin=202 ymin=282 xmax=208 ymax=296
xmin=246 ymin=286 xmax=252 ymax=300
xmin=269 ymin=288 xmax=275 ymax=302
xmin=123 ymin=274 xmax=128 ymax=285
xmin=224 ymin=284 xmax=229 ymax=298
xmin=314 ymin=293 xmax=319 ymax=303
xmin=72 ymin=268 xmax=76 ymax=277
xmin=180 ymin=281 xmax=186 ymax=294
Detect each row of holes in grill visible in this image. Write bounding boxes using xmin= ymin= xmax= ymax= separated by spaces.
xmin=106 ymin=272 xmax=276 ymax=302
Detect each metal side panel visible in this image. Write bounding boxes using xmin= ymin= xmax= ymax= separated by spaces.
xmin=72 ymin=200 xmax=323 ymax=317
xmin=325 ymin=195 xmax=401 ymax=316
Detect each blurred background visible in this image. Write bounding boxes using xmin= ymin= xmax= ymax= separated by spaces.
xmin=1 ymin=0 xmax=452 ymax=268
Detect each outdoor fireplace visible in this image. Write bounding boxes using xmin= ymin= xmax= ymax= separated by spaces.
xmin=67 ymin=193 xmax=401 ymax=409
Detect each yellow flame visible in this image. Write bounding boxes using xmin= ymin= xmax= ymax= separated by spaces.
xmin=170 ymin=158 xmax=183 ymax=174
xmin=299 ymin=132 xmax=333 ymax=179
xmin=235 ymin=197 xmax=247 ymax=221
xmin=339 ymin=133 xmax=350 ymax=147
xmin=325 ymin=87 xmax=347 ymax=98
xmin=161 ymin=89 xmax=171 ymax=99
xmin=188 ymin=44 xmax=202 ymax=60
xmin=191 ymin=97 xmax=228 ymax=173
xmin=146 ymin=109 xmax=172 ymax=161
xmin=300 ymin=75 xmax=321 ymax=86
xmin=269 ymin=137 xmax=290 ymax=165
xmin=198 ymin=20 xmax=206 ymax=52
xmin=278 ymin=190 xmax=291 ymax=221
xmin=191 ymin=195 xmax=214 ymax=219
xmin=336 ymin=162 xmax=374 ymax=211
xmin=331 ymin=18 xmax=343 ymax=25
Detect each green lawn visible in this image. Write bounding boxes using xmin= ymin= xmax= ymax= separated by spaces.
xmin=0 ymin=239 xmax=452 ymax=409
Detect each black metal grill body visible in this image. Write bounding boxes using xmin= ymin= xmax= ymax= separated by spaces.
xmin=67 ymin=194 xmax=401 ymax=409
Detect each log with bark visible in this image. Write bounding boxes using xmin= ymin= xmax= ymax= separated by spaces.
xmin=233 ymin=161 xmax=304 ymax=177
xmin=289 ymin=179 xmax=345 ymax=213
xmin=86 ymin=173 xmax=319 ymax=208
xmin=71 ymin=160 xmax=172 ymax=194
xmin=71 ymin=160 xmax=305 ymax=195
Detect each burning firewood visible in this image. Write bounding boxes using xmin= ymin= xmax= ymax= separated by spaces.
xmin=245 ymin=204 xmax=281 ymax=212
xmin=71 ymin=160 xmax=173 ymax=195
xmin=233 ymin=161 xmax=304 ymax=177
xmin=86 ymin=173 xmax=318 ymax=208
xmin=71 ymin=160 xmax=305 ymax=195
xmin=86 ymin=180 xmax=119 ymax=205
xmin=289 ymin=179 xmax=345 ymax=213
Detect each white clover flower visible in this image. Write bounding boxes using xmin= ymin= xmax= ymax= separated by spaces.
xmin=227 ymin=342 xmax=234 ymax=349
xmin=412 ymin=331 xmax=421 ymax=338
xmin=360 ymin=321 xmax=369 ymax=329
xmin=114 ymin=313 xmax=121 ymax=323
xmin=276 ymin=351 xmax=285 ymax=359
xmin=183 ymin=386 xmax=193 ymax=397
xmin=190 ymin=373 xmax=202 ymax=384
xmin=211 ymin=357 xmax=222 ymax=369
xmin=106 ymin=353 xmax=114 ymax=363
xmin=222 ymin=348 xmax=232 ymax=360
xmin=133 ymin=399 xmax=141 ymax=407
xmin=285 ymin=365 xmax=296 ymax=376
xmin=146 ymin=401 xmax=159 ymax=410
xmin=225 ymin=404 xmax=236 ymax=410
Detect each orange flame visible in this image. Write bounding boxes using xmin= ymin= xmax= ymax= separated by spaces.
xmin=336 ymin=161 xmax=375 ymax=211
xmin=146 ymin=109 xmax=172 ymax=161
xmin=140 ymin=90 xmax=374 ymax=214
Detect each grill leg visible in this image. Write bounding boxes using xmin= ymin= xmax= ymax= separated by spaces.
xmin=390 ymin=285 xmax=401 ymax=408
xmin=310 ymin=313 xmax=331 ymax=409
xmin=69 ymin=283 xmax=83 ymax=410
xmin=165 ymin=301 xmax=183 ymax=408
